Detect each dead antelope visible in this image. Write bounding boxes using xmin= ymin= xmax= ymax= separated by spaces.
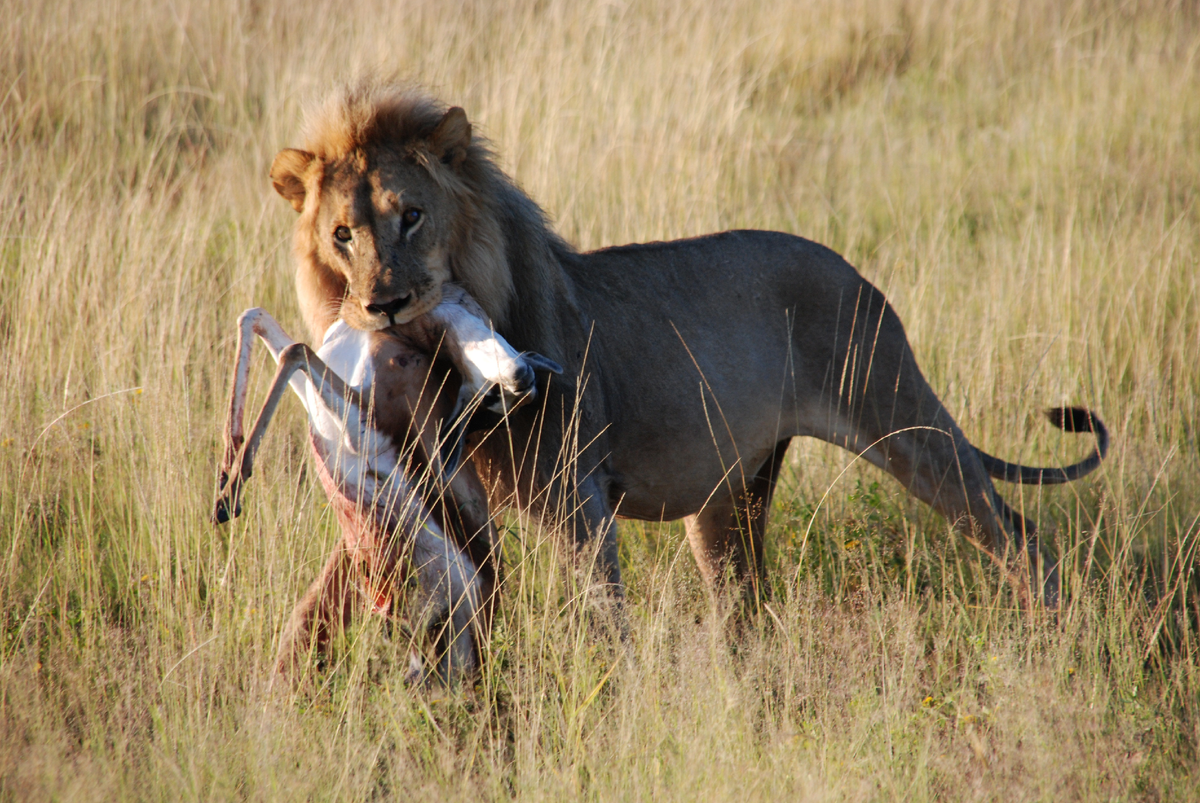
xmin=212 ymin=285 xmax=561 ymax=683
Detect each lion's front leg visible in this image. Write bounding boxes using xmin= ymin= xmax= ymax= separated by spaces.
xmin=573 ymin=475 xmax=623 ymax=592
xmin=532 ymin=471 xmax=624 ymax=606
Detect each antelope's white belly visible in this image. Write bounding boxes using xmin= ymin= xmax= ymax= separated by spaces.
xmin=297 ymin=321 xmax=399 ymax=493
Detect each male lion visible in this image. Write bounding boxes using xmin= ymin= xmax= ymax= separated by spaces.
xmin=269 ymin=82 xmax=1107 ymax=605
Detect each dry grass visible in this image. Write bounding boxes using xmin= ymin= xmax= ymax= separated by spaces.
xmin=3 ymin=0 xmax=1199 ymax=799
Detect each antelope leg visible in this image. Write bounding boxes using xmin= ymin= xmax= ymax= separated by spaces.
xmin=213 ymin=308 xmax=303 ymax=523
xmin=424 ymin=286 xmax=562 ymax=404
xmin=214 ymin=343 xmax=373 ymax=521
xmin=408 ymin=528 xmax=483 ymax=684
xmin=274 ymin=546 xmax=357 ymax=679
xmin=241 ymin=307 xmax=317 ymax=402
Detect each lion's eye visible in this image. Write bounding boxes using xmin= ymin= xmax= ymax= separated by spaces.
xmin=334 ymin=225 xmax=352 ymax=243
xmin=401 ymin=208 xmax=422 ymax=228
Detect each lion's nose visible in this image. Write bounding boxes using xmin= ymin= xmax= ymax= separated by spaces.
xmin=365 ymin=293 xmax=414 ymax=324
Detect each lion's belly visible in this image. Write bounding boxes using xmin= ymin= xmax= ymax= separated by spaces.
xmin=613 ymin=471 xmax=770 ymax=522
xmin=601 ymin=356 xmax=807 ymax=521
xmin=607 ymin=425 xmax=793 ymax=521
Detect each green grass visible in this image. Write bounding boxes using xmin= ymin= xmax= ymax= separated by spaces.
xmin=2 ymin=0 xmax=1199 ymax=799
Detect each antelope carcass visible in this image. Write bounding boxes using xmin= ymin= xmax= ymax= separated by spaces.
xmin=212 ymin=285 xmax=561 ymax=683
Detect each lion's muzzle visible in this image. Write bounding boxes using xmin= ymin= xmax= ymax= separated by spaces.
xmin=366 ymin=292 xmax=415 ymax=327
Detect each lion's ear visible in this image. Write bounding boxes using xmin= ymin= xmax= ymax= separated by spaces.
xmin=270 ymin=148 xmax=317 ymax=212
xmin=428 ymin=107 xmax=472 ymax=168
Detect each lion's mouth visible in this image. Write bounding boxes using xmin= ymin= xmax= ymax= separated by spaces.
xmin=359 ymin=287 xmax=441 ymax=329
xmin=366 ymin=292 xmax=416 ymax=327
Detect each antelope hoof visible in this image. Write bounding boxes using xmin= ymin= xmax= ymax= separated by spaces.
xmin=211 ymin=470 xmax=242 ymax=524
xmin=486 ymin=351 xmax=563 ymax=414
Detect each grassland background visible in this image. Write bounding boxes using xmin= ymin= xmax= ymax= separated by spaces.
xmin=2 ymin=0 xmax=1199 ymax=799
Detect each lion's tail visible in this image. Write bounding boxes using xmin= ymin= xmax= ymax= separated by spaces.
xmin=976 ymin=407 xmax=1109 ymax=485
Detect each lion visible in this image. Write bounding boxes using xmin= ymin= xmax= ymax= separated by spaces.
xmin=268 ymin=82 xmax=1108 ymax=606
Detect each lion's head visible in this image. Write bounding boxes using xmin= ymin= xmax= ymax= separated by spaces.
xmin=271 ymin=84 xmax=517 ymax=338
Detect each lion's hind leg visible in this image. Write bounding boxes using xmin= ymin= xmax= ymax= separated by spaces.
xmin=831 ymin=365 xmax=1055 ymax=606
xmin=800 ymin=286 xmax=1055 ymax=604
xmin=684 ymin=438 xmax=791 ymax=602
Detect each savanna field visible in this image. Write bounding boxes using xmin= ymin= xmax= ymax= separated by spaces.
xmin=3 ymin=0 xmax=1200 ymax=799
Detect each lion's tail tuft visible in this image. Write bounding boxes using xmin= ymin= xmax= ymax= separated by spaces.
xmin=976 ymin=407 xmax=1108 ymax=486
